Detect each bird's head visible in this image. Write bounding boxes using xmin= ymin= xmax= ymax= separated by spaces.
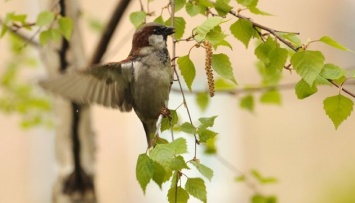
xmin=130 ymin=22 xmax=175 ymax=55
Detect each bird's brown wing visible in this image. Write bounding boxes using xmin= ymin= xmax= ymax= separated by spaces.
xmin=40 ymin=62 xmax=134 ymax=111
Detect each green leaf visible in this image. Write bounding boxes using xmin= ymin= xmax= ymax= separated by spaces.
xmin=215 ymin=0 xmax=233 ymax=16
xmin=1 ymin=25 xmax=9 ymax=38
xmin=50 ymin=29 xmax=61 ymax=42
xmin=323 ymin=94 xmax=354 ymax=129
xmin=152 ymin=162 xmax=172 ymax=188
xmin=190 ymin=161 xmax=214 ymax=181
xmin=3 ymin=12 xmax=13 ymax=25
xmin=260 ymin=47 xmax=287 ymax=85
xmin=177 ymin=55 xmax=196 ymax=91
xmin=171 ymin=171 xmax=180 ymax=188
xmin=198 ymin=0 xmax=214 ymax=7
xmin=2 ymin=13 xmax=23 ymax=36
xmin=185 ymin=178 xmax=207 ymax=203
xmin=20 ymin=116 xmax=44 ymax=129
xmin=251 ymin=194 xmax=277 ymax=203
xmin=251 ymin=170 xmax=277 ymax=184
xmin=198 ymin=128 xmax=218 ymax=143
xmin=295 ymin=79 xmax=317 ymax=99
xmin=290 ymin=50 xmax=325 ymax=86
xmin=260 ymin=89 xmax=281 ymax=105
xmin=151 ymin=139 xmax=187 ymax=165
xmin=212 ymin=39 xmax=233 ymax=50
xmin=186 ymin=2 xmax=203 ymax=16
xmin=249 ymin=6 xmax=272 ymax=15
xmin=204 ymin=26 xmax=231 ymax=50
xmin=194 ymin=17 xmax=224 ymax=42
xmin=168 ymin=186 xmax=190 ymax=203
xmin=156 ymin=137 xmax=169 ymax=144
xmin=205 ymin=136 xmax=217 ymax=154
xmin=351 ymin=70 xmax=355 ymax=78
xmin=150 ymin=144 xmax=175 ymax=168
xmin=196 ymin=92 xmax=210 ymax=112
xmin=319 ymin=36 xmax=354 ymax=53
xmin=169 ymin=137 xmax=188 ymax=154
xmin=39 ymin=29 xmax=61 ymax=45
xmin=315 ymin=76 xmax=332 ymax=86
xmin=136 ymin=154 xmax=155 ymax=193
xmin=87 ymin=16 xmax=104 ymax=33
xmin=165 ymin=17 xmax=186 ymax=39
xmin=214 ymin=78 xmax=237 ymax=91
xmin=240 ymin=94 xmax=255 ymax=112
xmin=9 ymin=13 xmax=27 ymax=24
xmin=257 ymin=61 xmax=282 ymax=86
xmin=198 ymin=116 xmax=217 ymax=128
xmin=154 ymin=15 xmax=164 ymax=24
xmin=333 ymin=76 xmax=347 ymax=85
xmin=239 ymin=0 xmax=265 ymax=14
xmin=235 ymin=175 xmax=246 ymax=182
xmin=267 ymin=47 xmax=288 ymax=71
xmin=212 ymin=53 xmax=237 ymax=84
xmin=36 ymin=11 xmax=55 ymax=26
xmin=320 ymin=63 xmax=346 ymax=80
xmin=179 ymin=122 xmax=197 ymax=134
xmin=58 ymin=17 xmax=73 ymax=40
xmin=129 ymin=11 xmax=146 ymax=28
xmin=230 ymin=18 xmax=258 ymax=48
xmin=255 ymin=37 xmax=277 ymax=64
xmin=237 ymin=0 xmax=258 ymax=7
xmin=170 ymin=156 xmax=189 ymax=171
xmin=255 ymin=38 xmax=288 ymax=73
xmin=175 ymin=0 xmax=186 ymax=12
xmin=161 ymin=109 xmax=178 ymax=132
xmin=278 ymin=33 xmax=302 ymax=47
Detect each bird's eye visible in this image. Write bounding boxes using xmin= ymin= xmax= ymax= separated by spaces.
xmin=152 ymin=27 xmax=164 ymax=35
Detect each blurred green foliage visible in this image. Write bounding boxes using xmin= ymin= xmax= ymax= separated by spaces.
xmin=0 ymin=34 xmax=52 ymax=128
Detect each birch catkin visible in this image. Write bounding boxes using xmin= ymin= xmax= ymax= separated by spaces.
xmin=203 ymin=41 xmax=215 ymax=97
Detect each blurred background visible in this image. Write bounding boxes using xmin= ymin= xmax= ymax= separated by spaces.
xmin=0 ymin=0 xmax=355 ymax=202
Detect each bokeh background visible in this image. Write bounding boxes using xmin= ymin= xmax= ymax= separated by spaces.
xmin=1 ymin=0 xmax=355 ymax=202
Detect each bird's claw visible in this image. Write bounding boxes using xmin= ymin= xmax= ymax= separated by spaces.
xmin=160 ymin=107 xmax=170 ymax=117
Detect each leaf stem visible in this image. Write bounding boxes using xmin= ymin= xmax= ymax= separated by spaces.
xmin=330 ymin=80 xmax=355 ymax=98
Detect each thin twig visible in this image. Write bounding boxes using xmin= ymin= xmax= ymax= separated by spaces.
xmin=139 ymin=0 xmax=144 ymax=11
xmin=170 ymin=3 xmax=179 ymax=203
xmin=215 ymin=154 xmax=261 ymax=194
xmin=170 ymin=0 xmax=177 ymax=145
xmin=171 ymin=81 xmax=355 ymax=96
xmin=226 ymin=8 xmax=355 ymax=99
xmin=170 ymin=83 xmax=295 ymax=96
xmin=229 ymin=10 xmax=298 ymax=52
xmin=329 ymin=80 xmax=355 ymax=98
xmin=0 ymin=19 xmax=40 ymax=47
xmin=170 ymin=0 xmax=199 ymax=159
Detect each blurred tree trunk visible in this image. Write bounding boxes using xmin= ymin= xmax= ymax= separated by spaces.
xmin=40 ymin=0 xmax=96 ymax=202
xmin=41 ymin=0 xmax=96 ymax=203
xmin=39 ymin=0 xmax=131 ymax=202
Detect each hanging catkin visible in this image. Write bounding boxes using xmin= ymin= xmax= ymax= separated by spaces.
xmin=203 ymin=41 xmax=214 ymax=97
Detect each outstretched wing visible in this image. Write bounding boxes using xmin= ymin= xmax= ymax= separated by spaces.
xmin=40 ymin=62 xmax=133 ymax=111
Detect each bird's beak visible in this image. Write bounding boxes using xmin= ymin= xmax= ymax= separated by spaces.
xmin=164 ymin=27 xmax=175 ymax=36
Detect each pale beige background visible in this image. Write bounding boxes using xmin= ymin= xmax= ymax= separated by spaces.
xmin=0 ymin=0 xmax=355 ymax=203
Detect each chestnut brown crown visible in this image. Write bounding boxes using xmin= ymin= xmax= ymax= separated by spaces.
xmin=130 ymin=22 xmax=174 ymax=56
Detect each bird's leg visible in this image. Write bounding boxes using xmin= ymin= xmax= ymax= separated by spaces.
xmin=147 ymin=107 xmax=172 ymax=148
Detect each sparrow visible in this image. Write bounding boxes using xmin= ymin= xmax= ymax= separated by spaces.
xmin=40 ymin=22 xmax=175 ymax=148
